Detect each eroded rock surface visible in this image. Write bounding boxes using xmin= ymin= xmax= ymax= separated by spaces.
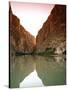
xmin=36 ymin=5 xmax=66 ymax=54
xmin=9 ymin=4 xmax=35 ymax=54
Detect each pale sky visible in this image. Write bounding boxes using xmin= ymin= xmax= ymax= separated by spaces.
xmin=11 ymin=2 xmax=54 ymax=37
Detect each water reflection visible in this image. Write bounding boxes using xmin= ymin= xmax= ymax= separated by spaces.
xmin=35 ymin=55 xmax=66 ymax=86
xmin=10 ymin=55 xmax=35 ymax=88
xmin=10 ymin=55 xmax=66 ymax=88
xmin=20 ymin=69 xmax=44 ymax=88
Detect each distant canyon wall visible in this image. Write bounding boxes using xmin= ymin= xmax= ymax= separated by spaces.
xmin=36 ymin=5 xmax=66 ymax=54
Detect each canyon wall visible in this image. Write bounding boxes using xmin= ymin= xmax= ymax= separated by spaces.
xmin=36 ymin=5 xmax=66 ymax=54
xmin=9 ymin=4 xmax=66 ymax=55
xmin=9 ymin=4 xmax=35 ymax=54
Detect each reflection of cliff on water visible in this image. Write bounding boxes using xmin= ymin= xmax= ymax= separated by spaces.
xmin=10 ymin=55 xmax=66 ymax=88
xmin=10 ymin=55 xmax=35 ymax=88
xmin=35 ymin=55 xmax=66 ymax=85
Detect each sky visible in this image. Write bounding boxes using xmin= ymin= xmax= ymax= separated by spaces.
xmin=11 ymin=2 xmax=54 ymax=37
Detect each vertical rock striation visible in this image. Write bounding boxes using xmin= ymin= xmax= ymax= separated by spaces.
xmin=36 ymin=5 xmax=66 ymax=54
xmin=9 ymin=4 xmax=35 ymax=54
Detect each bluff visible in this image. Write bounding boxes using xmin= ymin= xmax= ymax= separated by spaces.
xmin=36 ymin=5 xmax=66 ymax=54
xmin=9 ymin=5 xmax=35 ymax=54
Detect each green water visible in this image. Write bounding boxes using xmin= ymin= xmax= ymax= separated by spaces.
xmin=9 ymin=55 xmax=66 ymax=88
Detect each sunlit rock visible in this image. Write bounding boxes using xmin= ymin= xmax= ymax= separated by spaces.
xmin=9 ymin=4 xmax=35 ymax=54
xmin=36 ymin=5 xmax=66 ymax=54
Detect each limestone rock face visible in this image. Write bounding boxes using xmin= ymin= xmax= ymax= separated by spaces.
xmin=36 ymin=5 xmax=66 ymax=54
xmin=9 ymin=5 xmax=35 ymax=53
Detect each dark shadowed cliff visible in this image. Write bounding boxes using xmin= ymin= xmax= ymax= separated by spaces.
xmin=36 ymin=5 xmax=66 ymax=54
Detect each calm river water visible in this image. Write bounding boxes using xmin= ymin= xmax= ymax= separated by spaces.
xmin=10 ymin=55 xmax=66 ymax=88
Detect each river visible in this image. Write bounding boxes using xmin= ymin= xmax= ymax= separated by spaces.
xmin=9 ymin=55 xmax=66 ymax=88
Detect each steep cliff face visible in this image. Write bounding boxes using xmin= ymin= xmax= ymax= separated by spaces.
xmin=9 ymin=5 xmax=35 ymax=53
xmin=36 ymin=5 xmax=66 ymax=54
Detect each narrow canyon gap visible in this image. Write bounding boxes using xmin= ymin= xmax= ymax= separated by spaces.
xmin=9 ymin=2 xmax=66 ymax=88
xmin=11 ymin=2 xmax=54 ymax=37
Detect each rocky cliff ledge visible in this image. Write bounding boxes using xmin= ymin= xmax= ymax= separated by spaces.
xmin=36 ymin=5 xmax=66 ymax=54
xmin=9 ymin=5 xmax=35 ymax=54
